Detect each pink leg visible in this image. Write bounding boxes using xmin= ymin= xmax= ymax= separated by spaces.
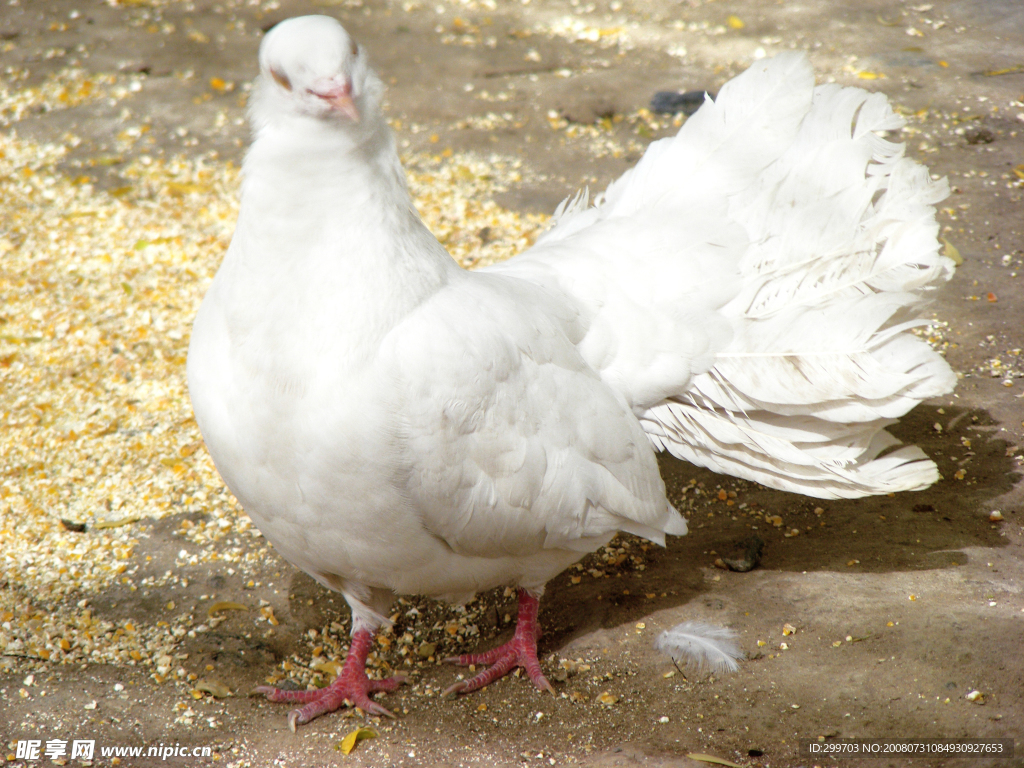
xmin=443 ymin=589 xmax=554 ymax=696
xmin=253 ymin=629 xmax=406 ymax=730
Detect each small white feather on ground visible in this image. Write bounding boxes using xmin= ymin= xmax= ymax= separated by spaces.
xmin=654 ymin=622 xmax=744 ymax=674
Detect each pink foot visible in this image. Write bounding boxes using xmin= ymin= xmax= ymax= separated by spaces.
xmin=253 ymin=629 xmax=406 ymax=730
xmin=443 ymin=589 xmax=554 ymax=696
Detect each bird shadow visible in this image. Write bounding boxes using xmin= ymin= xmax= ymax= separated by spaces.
xmin=540 ymin=403 xmax=1020 ymax=652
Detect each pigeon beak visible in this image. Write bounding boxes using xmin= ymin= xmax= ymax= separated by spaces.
xmin=312 ymin=80 xmax=360 ymax=122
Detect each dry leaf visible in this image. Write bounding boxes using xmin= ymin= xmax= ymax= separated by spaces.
xmin=337 ymin=727 xmax=377 ymax=754
xmin=208 ymin=601 xmax=248 ymax=617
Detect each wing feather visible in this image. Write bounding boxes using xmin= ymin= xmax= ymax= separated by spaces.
xmin=385 ymin=273 xmax=685 ymax=559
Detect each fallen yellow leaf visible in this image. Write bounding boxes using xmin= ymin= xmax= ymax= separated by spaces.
xmin=207 ymin=601 xmax=248 ymax=616
xmin=337 ymin=727 xmax=377 ymax=755
xmin=726 ymin=15 xmax=744 ymax=29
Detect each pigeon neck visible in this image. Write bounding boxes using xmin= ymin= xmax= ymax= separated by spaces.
xmin=237 ymin=111 xmax=444 ymax=267
xmin=245 ymin=110 xmax=406 ymax=202
xmin=222 ymin=111 xmax=458 ymax=348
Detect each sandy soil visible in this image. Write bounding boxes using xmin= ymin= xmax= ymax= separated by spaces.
xmin=1 ymin=0 xmax=1022 ymax=766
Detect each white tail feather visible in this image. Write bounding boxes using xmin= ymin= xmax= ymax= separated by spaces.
xmin=499 ymin=52 xmax=955 ymax=499
xmin=655 ymin=622 xmax=743 ymax=674
xmin=632 ymin=61 xmax=954 ymax=497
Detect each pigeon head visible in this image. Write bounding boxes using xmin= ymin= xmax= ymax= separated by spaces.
xmin=256 ymin=15 xmax=375 ymax=125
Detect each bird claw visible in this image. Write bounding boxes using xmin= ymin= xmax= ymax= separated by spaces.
xmin=388 ymin=672 xmax=411 ymax=686
xmin=441 ymin=680 xmax=468 ymax=697
xmin=443 ymin=589 xmax=553 ymax=696
xmin=361 ymin=699 xmax=398 ymax=719
xmin=442 ymin=640 xmax=553 ymax=696
xmin=252 ymin=630 xmax=407 ymax=728
xmin=258 ymin=680 xmax=404 ymax=727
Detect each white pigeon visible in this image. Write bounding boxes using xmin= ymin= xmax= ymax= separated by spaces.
xmin=187 ymin=15 xmax=955 ymax=728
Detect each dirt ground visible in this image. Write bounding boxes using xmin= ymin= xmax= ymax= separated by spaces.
xmin=1 ymin=0 xmax=1023 ymax=766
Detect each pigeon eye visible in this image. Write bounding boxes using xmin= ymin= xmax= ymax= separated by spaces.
xmin=270 ymin=68 xmax=292 ymax=91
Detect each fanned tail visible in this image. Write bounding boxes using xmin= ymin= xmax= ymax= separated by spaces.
xmin=506 ymin=53 xmax=955 ymax=499
xmin=641 ymin=68 xmax=954 ymax=498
